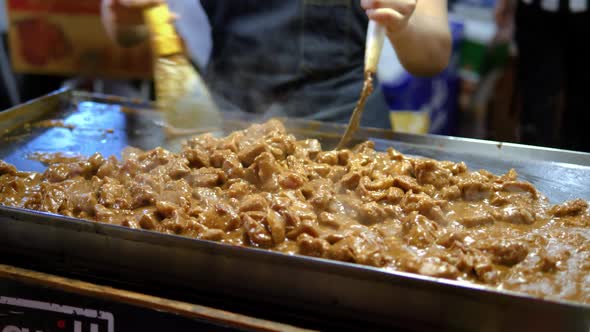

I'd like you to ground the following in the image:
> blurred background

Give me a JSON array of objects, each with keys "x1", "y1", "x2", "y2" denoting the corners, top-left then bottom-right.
[{"x1": 0, "y1": 0, "x2": 585, "y2": 150}]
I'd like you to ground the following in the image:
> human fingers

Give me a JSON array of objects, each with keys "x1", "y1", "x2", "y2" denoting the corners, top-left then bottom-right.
[
  {"x1": 362, "y1": 0, "x2": 416, "y2": 34},
  {"x1": 361, "y1": 0, "x2": 417, "y2": 17},
  {"x1": 115, "y1": 0, "x2": 164, "y2": 9},
  {"x1": 108, "y1": 0, "x2": 166, "y2": 25}
]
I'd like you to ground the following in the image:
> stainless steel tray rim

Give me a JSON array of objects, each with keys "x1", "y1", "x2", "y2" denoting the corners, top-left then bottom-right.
[{"x1": 2, "y1": 204, "x2": 588, "y2": 312}]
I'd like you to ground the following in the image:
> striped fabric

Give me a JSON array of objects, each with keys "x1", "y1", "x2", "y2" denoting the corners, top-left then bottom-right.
[{"x1": 521, "y1": 0, "x2": 588, "y2": 12}]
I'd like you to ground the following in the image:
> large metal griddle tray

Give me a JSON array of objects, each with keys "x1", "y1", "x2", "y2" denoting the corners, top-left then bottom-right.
[{"x1": 0, "y1": 89, "x2": 589, "y2": 331}]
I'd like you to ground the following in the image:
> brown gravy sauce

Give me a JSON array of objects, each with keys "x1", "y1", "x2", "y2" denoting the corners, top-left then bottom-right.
[
  {"x1": 0, "y1": 120, "x2": 588, "y2": 304},
  {"x1": 337, "y1": 71, "x2": 374, "y2": 149},
  {"x1": 32, "y1": 120, "x2": 75, "y2": 130}
]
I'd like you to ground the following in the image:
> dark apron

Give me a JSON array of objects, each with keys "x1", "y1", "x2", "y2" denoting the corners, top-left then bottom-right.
[{"x1": 200, "y1": 0, "x2": 391, "y2": 128}]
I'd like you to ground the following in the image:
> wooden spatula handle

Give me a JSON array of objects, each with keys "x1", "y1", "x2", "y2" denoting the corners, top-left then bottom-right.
[{"x1": 364, "y1": 21, "x2": 385, "y2": 74}]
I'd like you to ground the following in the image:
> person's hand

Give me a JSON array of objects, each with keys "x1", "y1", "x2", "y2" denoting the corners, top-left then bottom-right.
[
  {"x1": 360, "y1": 0, "x2": 417, "y2": 36},
  {"x1": 103, "y1": 0, "x2": 164, "y2": 26},
  {"x1": 494, "y1": 0, "x2": 516, "y2": 42},
  {"x1": 494, "y1": 0, "x2": 516, "y2": 29},
  {"x1": 102, "y1": 0, "x2": 180, "y2": 46}
]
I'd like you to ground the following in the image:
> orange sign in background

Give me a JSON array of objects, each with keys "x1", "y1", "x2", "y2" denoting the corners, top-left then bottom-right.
[{"x1": 7, "y1": 0, "x2": 153, "y2": 78}]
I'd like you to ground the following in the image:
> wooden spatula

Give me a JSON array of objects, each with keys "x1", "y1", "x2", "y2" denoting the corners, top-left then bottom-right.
[
  {"x1": 336, "y1": 21, "x2": 385, "y2": 149},
  {"x1": 143, "y1": 4, "x2": 221, "y2": 135}
]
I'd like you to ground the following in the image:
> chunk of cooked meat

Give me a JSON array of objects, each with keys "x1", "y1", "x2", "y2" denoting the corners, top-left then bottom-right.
[
  {"x1": 0, "y1": 160, "x2": 17, "y2": 176},
  {"x1": 550, "y1": 199, "x2": 588, "y2": 217}
]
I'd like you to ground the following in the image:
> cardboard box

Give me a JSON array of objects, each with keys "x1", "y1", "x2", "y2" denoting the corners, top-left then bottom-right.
[{"x1": 7, "y1": 0, "x2": 152, "y2": 78}]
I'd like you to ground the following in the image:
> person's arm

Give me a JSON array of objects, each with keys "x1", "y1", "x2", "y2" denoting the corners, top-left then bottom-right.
[
  {"x1": 361, "y1": 0, "x2": 451, "y2": 76},
  {"x1": 494, "y1": 0, "x2": 517, "y2": 42},
  {"x1": 495, "y1": 0, "x2": 517, "y2": 27},
  {"x1": 101, "y1": 0, "x2": 162, "y2": 47}
]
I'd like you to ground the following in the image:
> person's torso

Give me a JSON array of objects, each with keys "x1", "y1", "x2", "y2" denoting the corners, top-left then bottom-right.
[{"x1": 200, "y1": 0, "x2": 390, "y2": 128}]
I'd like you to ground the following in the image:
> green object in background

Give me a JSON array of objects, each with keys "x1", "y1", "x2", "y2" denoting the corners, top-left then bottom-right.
[
  {"x1": 460, "y1": 39, "x2": 487, "y2": 79},
  {"x1": 460, "y1": 39, "x2": 510, "y2": 80},
  {"x1": 480, "y1": 42, "x2": 510, "y2": 75},
  {"x1": 458, "y1": 19, "x2": 510, "y2": 82}
]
